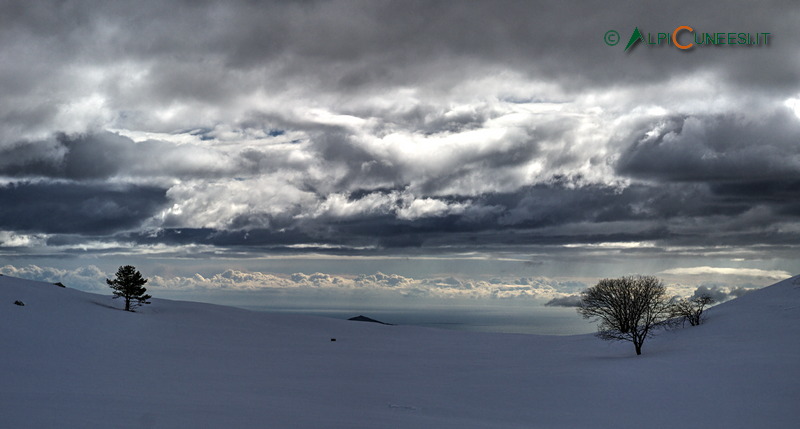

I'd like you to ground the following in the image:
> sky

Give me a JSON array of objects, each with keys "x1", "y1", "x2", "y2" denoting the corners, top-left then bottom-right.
[{"x1": 1, "y1": 0, "x2": 799, "y2": 320}]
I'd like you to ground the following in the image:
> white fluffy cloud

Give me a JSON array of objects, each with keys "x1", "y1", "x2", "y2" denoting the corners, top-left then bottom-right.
[
  {"x1": 0, "y1": 264, "x2": 108, "y2": 291},
  {"x1": 1, "y1": 263, "x2": 586, "y2": 302},
  {"x1": 149, "y1": 269, "x2": 573, "y2": 300},
  {"x1": 0, "y1": 231, "x2": 48, "y2": 247}
]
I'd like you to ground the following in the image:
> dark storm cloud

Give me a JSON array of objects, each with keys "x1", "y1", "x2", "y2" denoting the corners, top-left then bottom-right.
[
  {"x1": 59, "y1": 132, "x2": 132, "y2": 179},
  {"x1": 2, "y1": 0, "x2": 797, "y2": 144},
  {"x1": 0, "y1": 182, "x2": 167, "y2": 234},
  {"x1": 175, "y1": 0, "x2": 796, "y2": 93},
  {"x1": 0, "y1": 131, "x2": 280, "y2": 181},
  {"x1": 3, "y1": 0, "x2": 796, "y2": 131},
  {"x1": 136, "y1": 228, "x2": 316, "y2": 248},
  {"x1": 348, "y1": 181, "x2": 800, "y2": 250},
  {"x1": 616, "y1": 109, "x2": 800, "y2": 183},
  {"x1": 0, "y1": 138, "x2": 65, "y2": 177},
  {"x1": 99, "y1": 178, "x2": 796, "y2": 254},
  {"x1": 0, "y1": 133, "x2": 133, "y2": 179},
  {"x1": 711, "y1": 180, "x2": 800, "y2": 218}
]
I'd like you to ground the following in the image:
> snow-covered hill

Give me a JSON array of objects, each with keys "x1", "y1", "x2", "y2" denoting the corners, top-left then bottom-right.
[{"x1": 2, "y1": 273, "x2": 798, "y2": 428}]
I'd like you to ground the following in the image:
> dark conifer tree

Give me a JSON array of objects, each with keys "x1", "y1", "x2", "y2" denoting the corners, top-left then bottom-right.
[{"x1": 107, "y1": 265, "x2": 151, "y2": 311}]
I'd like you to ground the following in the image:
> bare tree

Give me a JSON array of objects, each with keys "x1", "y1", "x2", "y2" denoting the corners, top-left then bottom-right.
[
  {"x1": 578, "y1": 275, "x2": 672, "y2": 355},
  {"x1": 107, "y1": 265, "x2": 151, "y2": 312},
  {"x1": 671, "y1": 294, "x2": 714, "y2": 326}
]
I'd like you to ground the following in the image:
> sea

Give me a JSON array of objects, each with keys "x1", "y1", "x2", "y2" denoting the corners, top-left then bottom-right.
[{"x1": 240, "y1": 303, "x2": 597, "y2": 336}]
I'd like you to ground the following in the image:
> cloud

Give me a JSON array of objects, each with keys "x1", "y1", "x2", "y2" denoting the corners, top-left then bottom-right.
[
  {"x1": 544, "y1": 295, "x2": 583, "y2": 307},
  {"x1": 2, "y1": 2, "x2": 797, "y2": 142},
  {"x1": 659, "y1": 267, "x2": 792, "y2": 280},
  {"x1": 151, "y1": 270, "x2": 291, "y2": 292},
  {"x1": 0, "y1": 131, "x2": 257, "y2": 181},
  {"x1": 0, "y1": 0, "x2": 799, "y2": 280},
  {"x1": 396, "y1": 198, "x2": 470, "y2": 220},
  {"x1": 690, "y1": 285, "x2": 755, "y2": 303},
  {"x1": 616, "y1": 110, "x2": 800, "y2": 184},
  {"x1": 49, "y1": 266, "x2": 574, "y2": 301},
  {"x1": 0, "y1": 181, "x2": 168, "y2": 234},
  {"x1": 356, "y1": 272, "x2": 413, "y2": 287},
  {"x1": 0, "y1": 264, "x2": 108, "y2": 291},
  {"x1": 0, "y1": 261, "x2": 782, "y2": 314},
  {"x1": 157, "y1": 176, "x2": 319, "y2": 230},
  {"x1": 542, "y1": 280, "x2": 760, "y2": 307},
  {"x1": 0, "y1": 231, "x2": 47, "y2": 248}
]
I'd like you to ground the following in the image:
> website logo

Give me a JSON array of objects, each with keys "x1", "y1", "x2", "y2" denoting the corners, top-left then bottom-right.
[{"x1": 605, "y1": 26, "x2": 771, "y2": 52}]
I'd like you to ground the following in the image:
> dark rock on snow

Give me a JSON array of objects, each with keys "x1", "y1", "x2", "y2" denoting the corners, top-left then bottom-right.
[{"x1": 348, "y1": 315, "x2": 393, "y2": 325}]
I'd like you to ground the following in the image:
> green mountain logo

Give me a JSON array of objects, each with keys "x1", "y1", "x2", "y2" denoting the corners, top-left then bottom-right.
[{"x1": 624, "y1": 27, "x2": 646, "y2": 52}]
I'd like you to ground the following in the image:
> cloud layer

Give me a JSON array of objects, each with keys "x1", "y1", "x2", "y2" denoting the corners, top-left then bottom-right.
[
  {"x1": 1, "y1": 1, "x2": 799, "y2": 284},
  {"x1": 0, "y1": 264, "x2": 587, "y2": 303}
]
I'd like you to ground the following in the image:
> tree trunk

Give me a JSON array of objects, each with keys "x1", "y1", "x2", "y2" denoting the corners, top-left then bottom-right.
[
  {"x1": 124, "y1": 296, "x2": 131, "y2": 312},
  {"x1": 635, "y1": 342, "x2": 642, "y2": 355}
]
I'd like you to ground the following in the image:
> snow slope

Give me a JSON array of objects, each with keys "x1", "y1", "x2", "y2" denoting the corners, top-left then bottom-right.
[{"x1": 2, "y1": 274, "x2": 798, "y2": 428}]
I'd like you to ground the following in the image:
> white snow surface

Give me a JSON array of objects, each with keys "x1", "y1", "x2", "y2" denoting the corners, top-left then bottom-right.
[{"x1": 2, "y1": 274, "x2": 799, "y2": 428}]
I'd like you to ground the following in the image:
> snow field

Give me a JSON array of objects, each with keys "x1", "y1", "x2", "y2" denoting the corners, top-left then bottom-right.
[{"x1": 2, "y1": 274, "x2": 798, "y2": 428}]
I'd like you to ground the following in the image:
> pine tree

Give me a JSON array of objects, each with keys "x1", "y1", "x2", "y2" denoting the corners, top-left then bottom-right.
[{"x1": 107, "y1": 265, "x2": 152, "y2": 311}]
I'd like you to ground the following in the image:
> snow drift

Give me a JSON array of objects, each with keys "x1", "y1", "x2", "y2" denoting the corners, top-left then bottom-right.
[{"x1": 2, "y1": 273, "x2": 798, "y2": 428}]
